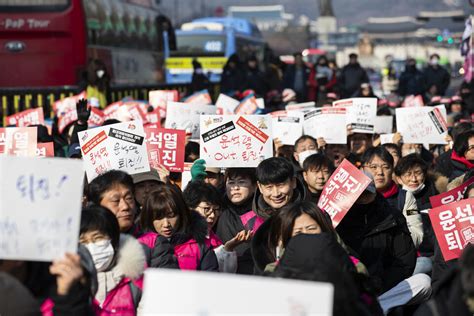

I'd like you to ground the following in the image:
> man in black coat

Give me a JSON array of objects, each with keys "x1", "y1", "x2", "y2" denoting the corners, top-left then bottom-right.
[
  {"x1": 398, "y1": 58, "x2": 426, "y2": 97},
  {"x1": 423, "y1": 54, "x2": 451, "y2": 97},
  {"x1": 338, "y1": 53, "x2": 369, "y2": 98}
]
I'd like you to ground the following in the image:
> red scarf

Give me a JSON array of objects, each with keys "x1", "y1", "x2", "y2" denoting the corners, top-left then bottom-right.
[
  {"x1": 378, "y1": 181, "x2": 399, "y2": 199},
  {"x1": 451, "y1": 151, "x2": 474, "y2": 169}
]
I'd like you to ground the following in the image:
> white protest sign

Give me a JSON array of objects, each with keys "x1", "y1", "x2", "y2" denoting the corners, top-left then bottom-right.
[
  {"x1": 374, "y1": 116, "x2": 394, "y2": 134},
  {"x1": 396, "y1": 105, "x2": 448, "y2": 144},
  {"x1": 0, "y1": 157, "x2": 84, "y2": 261},
  {"x1": 78, "y1": 121, "x2": 150, "y2": 181},
  {"x1": 256, "y1": 98, "x2": 265, "y2": 109},
  {"x1": 141, "y1": 269, "x2": 333, "y2": 316},
  {"x1": 215, "y1": 94, "x2": 239, "y2": 115},
  {"x1": 285, "y1": 101, "x2": 316, "y2": 111},
  {"x1": 165, "y1": 101, "x2": 216, "y2": 139},
  {"x1": 200, "y1": 115, "x2": 273, "y2": 168},
  {"x1": 334, "y1": 98, "x2": 377, "y2": 133},
  {"x1": 272, "y1": 115, "x2": 303, "y2": 145},
  {"x1": 303, "y1": 108, "x2": 347, "y2": 144},
  {"x1": 380, "y1": 133, "x2": 395, "y2": 145}
]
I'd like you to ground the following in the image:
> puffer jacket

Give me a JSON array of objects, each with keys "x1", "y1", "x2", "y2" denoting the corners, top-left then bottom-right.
[
  {"x1": 139, "y1": 212, "x2": 218, "y2": 271},
  {"x1": 336, "y1": 194, "x2": 417, "y2": 294},
  {"x1": 93, "y1": 234, "x2": 146, "y2": 316}
]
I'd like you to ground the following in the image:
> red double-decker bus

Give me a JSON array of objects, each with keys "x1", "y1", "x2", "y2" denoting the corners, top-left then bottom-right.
[{"x1": 0, "y1": 0, "x2": 169, "y2": 88}]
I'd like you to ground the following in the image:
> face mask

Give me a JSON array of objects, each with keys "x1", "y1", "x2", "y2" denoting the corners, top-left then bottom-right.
[
  {"x1": 85, "y1": 239, "x2": 115, "y2": 272},
  {"x1": 96, "y1": 70, "x2": 105, "y2": 78},
  {"x1": 298, "y1": 150, "x2": 318, "y2": 167},
  {"x1": 430, "y1": 58, "x2": 439, "y2": 66},
  {"x1": 402, "y1": 183, "x2": 425, "y2": 195}
]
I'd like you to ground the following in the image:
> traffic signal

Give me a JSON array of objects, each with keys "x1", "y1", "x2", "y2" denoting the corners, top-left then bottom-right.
[{"x1": 437, "y1": 35, "x2": 443, "y2": 42}]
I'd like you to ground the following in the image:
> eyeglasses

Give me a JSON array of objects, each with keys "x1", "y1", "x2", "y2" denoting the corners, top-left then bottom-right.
[
  {"x1": 196, "y1": 205, "x2": 221, "y2": 216},
  {"x1": 401, "y1": 170, "x2": 424, "y2": 179},
  {"x1": 365, "y1": 164, "x2": 392, "y2": 172}
]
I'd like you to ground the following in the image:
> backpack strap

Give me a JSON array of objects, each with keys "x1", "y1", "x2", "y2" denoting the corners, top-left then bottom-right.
[
  {"x1": 129, "y1": 281, "x2": 142, "y2": 310},
  {"x1": 397, "y1": 189, "x2": 407, "y2": 212}
]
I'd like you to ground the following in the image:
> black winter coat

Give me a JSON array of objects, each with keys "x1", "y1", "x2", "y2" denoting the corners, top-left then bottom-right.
[
  {"x1": 423, "y1": 65, "x2": 450, "y2": 96},
  {"x1": 336, "y1": 194, "x2": 417, "y2": 294},
  {"x1": 338, "y1": 63, "x2": 369, "y2": 98}
]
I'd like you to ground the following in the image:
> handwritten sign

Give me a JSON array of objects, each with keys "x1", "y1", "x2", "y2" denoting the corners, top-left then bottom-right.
[
  {"x1": 141, "y1": 269, "x2": 333, "y2": 316},
  {"x1": 334, "y1": 98, "x2": 377, "y2": 134},
  {"x1": 215, "y1": 93, "x2": 240, "y2": 115},
  {"x1": 272, "y1": 115, "x2": 303, "y2": 145},
  {"x1": 374, "y1": 116, "x2": 394, "y2": 134},
  {"x1": 165, "y1": 101, "x2": 216, "y2": 139},
  {"x1": 0, "y1": 127, "x2": 37, "y2": 157},
  {"x1": 402, "y1": 95, "x2": 424, "y2": 107},
  {"x1": 303, "y1": 108, "x2": 347, "y2": 144},
  {"x1": 36, "y1": 142, "x2": 55, "y2": 158},
  {"x1": 78, "y1": 121, "x2": 150, "y2": 181},
  {"x1": 145, "y1": 127, "x2": 185, "y2": 172},
  {"x1": 430, "y1": 177, "x2": 474, "y2": 208},
  {"x1": 429, "y1": 198, "x2": 474, "y2": 261},
  {"x1": 183, "y1": 89, "x2": 212, "y2": 105},
  {"x1": 0, "y1": 157, "x2": 84, "y2": 261},
  {"x1": 200, "y1": 115, "x2": 273, "y2": 168},
  {"x1": 396, "y1": 106, "x2": 448, "y2": 144},
  {"x1": 318, "y1": 159, "x2": 371, "y2": 227},
  {"x1": 149, "y1": 89, "x2": 179, "y2": 118},
  {"x1": 6, "y1": 108, "x2": 45, "y2": 127}
]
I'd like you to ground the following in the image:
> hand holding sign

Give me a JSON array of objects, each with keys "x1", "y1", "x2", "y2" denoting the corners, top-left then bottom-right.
[{"x1": 0, "y1": 157, "x2": 84, "y2": 261}]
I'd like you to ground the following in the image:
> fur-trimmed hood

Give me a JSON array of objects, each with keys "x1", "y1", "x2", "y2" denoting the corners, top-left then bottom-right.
[
  {"x1": 112, "y1": 234, "x2": 146, "y2": 280},
  {"x1": 427, "y1": 171, "x2": 449, "y2": 194}
]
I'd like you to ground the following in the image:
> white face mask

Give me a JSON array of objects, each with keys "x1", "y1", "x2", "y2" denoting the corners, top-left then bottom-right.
[
  {"x1": 96, "y1": 70, "x2": 105, "y2": 78},
  {"x1": 430, "y1": 58, "x2": 439, "y2": 66},
  {"x1": 85, "y1": 239, "x2": 115, "y2": 272},
  {"x1": 298, "y1": 150, "x2": 318, "y2": 167},
  {"x1": 402, "y1": 182, "x2": 426, "y2": 195}
]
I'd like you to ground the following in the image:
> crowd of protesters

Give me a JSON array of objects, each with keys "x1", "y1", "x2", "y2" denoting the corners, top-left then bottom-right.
[{"x1": 1, "y1": 51, "x2": 474, "y2": 316}]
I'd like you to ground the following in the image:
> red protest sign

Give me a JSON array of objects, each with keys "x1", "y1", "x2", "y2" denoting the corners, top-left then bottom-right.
[
  {"x1": 430, "y1": 177, "x2": 474, "y2": 208},
  {"x1": 318, "y1": 159, "x2": 371, "y2": 227},
  {"x1": 145, "y1": 127, "x2": 186, "y2": 172},
  {"x1": 429, "y1": 198, "x2": 474, "y2": 261},
  {"x1": 145, "y1": 107, "x2": 161, "y2": 128},
  {"x1": 235, "y1": 95, "x2": 258, "y2": 115},
  {"x1": 53, "y1": 91, "x2": 86, "y2": 117},
  {"x1": 58, "y1": 107, "x2": 105, "y2": 134},
  {"x1": 3, "y1": 127, "x2": 38, "y2": 157},
  {"x1": 6, "y1": 108, "x2": 44, "y2": 127},
  {"x1": 402, "y1": 95, "x2": 424, "y2": 107},
  {"x1": 149, "y1": 90, "x2": 179, "y2": 118},
  {"x1": 36, "y1": 142, "x2": 55, "y2": 158}
]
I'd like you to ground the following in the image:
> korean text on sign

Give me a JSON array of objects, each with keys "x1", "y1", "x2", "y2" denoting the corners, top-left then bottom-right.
[
  {"x1": 334, "y1": 97, "x2": 377, "y2": 134},
  {"x1": 145, "y1": 128, "x2": 186, "y2": 172},
  {"x1": 0, "y1": 156, "x2": 84, "y2": 261},
  {"x1": 199, "y1": 115, "x2": 273, "y2": 168},
  {"x1": 429, "y1": 198, "x2": 474, "y2": 261},
  {"x1": 318, "y1": 159, "x2": 371, "y2": 227},
  {"x1": 0, "y1": 127, "x2": 38, "y2": 157},
  {"x1": 396, "y1": 106, "x2": 448, "y2": 144},
  {"x1": 6, "y1": 108, "x2": 45, "y2": 127},
  {"x1": 430, "y1": 176, "x2": 474, "y2": 208}
]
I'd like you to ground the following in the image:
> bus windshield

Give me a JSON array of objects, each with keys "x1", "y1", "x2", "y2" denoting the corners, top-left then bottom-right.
[
  {"x1": 172, "y1": 34, "x2": 226, "y2": 57},
  {"x1": 0, "y1": 0, "x2": 70, "y2": 12}
]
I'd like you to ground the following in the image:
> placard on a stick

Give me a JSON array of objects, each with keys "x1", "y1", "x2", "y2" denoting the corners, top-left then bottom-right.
[{"x1": 0, "y1": 157, "x2": 84, "y2": 261}]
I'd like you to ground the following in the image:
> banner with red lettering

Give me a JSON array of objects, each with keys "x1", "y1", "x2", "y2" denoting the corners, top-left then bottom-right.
[
  {"x1": 36, "y1": 142, "x2": 55, "y2": 158},
  {"x1": 0, "y1": 127, "x2": 37, "y2": 156},
  {"x1": 430, "y1": 177, "x2": 474, "y2": 208},
  {"x1": 145, "y1": 128, "x2": 185, "y2": 172},
  {"x1": 53, "y1": 92, "x2": 86, "y2": 117},
  {"x1": 6, "y1": 108, "x2": 45, "y2": 127},
  {"x1": 199, "y1": 115, "x2": 273, "y2": 168},
  {"x1": 149, "y1": 90, "x2": 179, "y2": 118},
  {"x1": 183, "y1": 90, "x2": 212, "y2": 105},
  {"x1": 318, "y1": 159, "x2": 371, "y2": 227},
  {"x1": 429, "y1": 198, "x2": 474, "y2": 261},
  {"x1": 58, "y1": 107, "x2": 105, "y2": 134}
]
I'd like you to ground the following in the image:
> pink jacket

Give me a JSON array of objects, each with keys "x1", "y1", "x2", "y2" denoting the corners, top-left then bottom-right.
[
  {"x1": 240, "y1": 210, "x2": 265, "y2": 232},
  {"x1": 93, "y1": 278, "x2": 143, "y2": 315}
]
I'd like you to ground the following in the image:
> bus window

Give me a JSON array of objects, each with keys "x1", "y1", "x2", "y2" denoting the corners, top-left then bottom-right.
[
  {"x1": 0, "y1": 0, "x2": 70, "y2": 11},
  {"x1": 173, "y1": 34, "x2": 226, "y2": 57}
]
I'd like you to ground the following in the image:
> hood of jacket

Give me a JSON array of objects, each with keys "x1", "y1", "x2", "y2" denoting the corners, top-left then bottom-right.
[
  {"x1": 112, "y1": 234, "x2": 146, "y2": 280},
  {"x1": 171, "y1": 211, "x2": 209, "y2": 246},
  {"x1": 252, "y1": 177, "x2": 309, "y2": 220}
]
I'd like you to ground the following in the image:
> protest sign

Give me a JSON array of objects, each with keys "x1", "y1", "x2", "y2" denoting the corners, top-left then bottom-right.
[
  {"x1": 53, "y1": 92, "x2": 86, "y2": 117},
  {"x1": 36, "y1": 142, "x2": 55, "y2": 158},
  {"x1": 430, "y1": 176, "x2": 474, "y2": 208},
  {"x1": 285, "y1": 101, "x2": 315, "y2": 111},
  {"x1": 0, "y1": 127, "x2": 37, "y2": 157},
  {"x1": 235, "y1": 94, "x2": 258, "y2": 115},
  {"x1": 78, "y1": 121, "x2": 150, "y2": 181},
  {"x1": 145, "y1": 127, "x2": 185, "y2": 172},
  {"x1": 429, "y1": 198, "x2": 474, "y2": 261},
  {"x1": 6, "y1": 108, "x2": 45, "y2": 127},
  {"x1": 402, "y1": 95, "x2": 424, "y2": 107},
  {"x1": 374, "y1": 116, "x2": 394, "y2": 134},
  {"x1": 183, "y1": 89, "x2": 212, "y2": 105},
  {"x1": 165, "y1": 101, "x2": 216, "y2": 139},
  {"x1": 380, "y1": 133, "x2": 396, "y2": 145},
  {"x1": 256, "y1": 98, "x2": 265, "y2": 109},
  {"x1": 145, "y1": 107, "x2": 161, "y2": 128},
  {"x1": 334, "y1": 98, "x2": 377, "y2": 133},
  {"x1": 141, "y1": 269, "x2": 333, "y2": 316},
  {"x1": 0, "y1": 156, "x2": 84, "y2": 261},
  {"x1": 58, "y1": 107, "x2": 105, "y2": 134},
  {"x1": 318, "y1": 159, "x2": 371, "y2": 227},
  {"x1": 396, "y1": 106, "x2": 448, "y2": 144},
  {"x1": 272, "y1": 115, "x2": 303, "y2": 145},
  {"x1": 148, "y1": 89, "x2": 178, "y2": 118},
  {"x1": 303, "y1": 108, "x2": 347, "y2": 144},
  {"x1": 180, "y1": 162, "x2": 193, "y2": 190},
  {"x1": 215, "y1": 93, "x2": 240, "y2": 115},
  {"x1": 199, "y1": 115, "x2": 273, "y2": 168}
]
